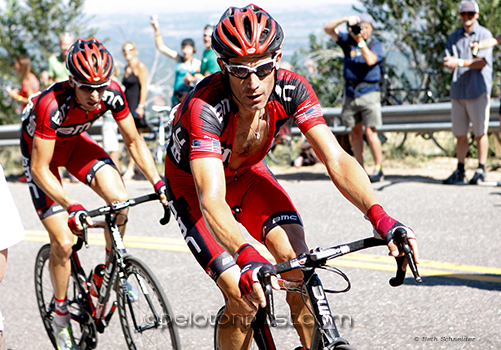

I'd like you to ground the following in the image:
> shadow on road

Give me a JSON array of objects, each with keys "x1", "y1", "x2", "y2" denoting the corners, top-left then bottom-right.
[{"x1": 402, "y1": 274, "x2": 501, "y2": 291}]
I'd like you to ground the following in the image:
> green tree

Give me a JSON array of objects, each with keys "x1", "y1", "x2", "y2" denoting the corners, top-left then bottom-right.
[
  {"x1": 294, "y1": 0, "x2": 501, "y2": 106},
  {"x1": 0, "y1": 0, "x2": 94, "y2": 124},
  {"x1": 291, "y1": 34, "x2": 345, "y2": 107},
  {"x1": 356, "y1": 0, "x2": 501, "y2": 100}
]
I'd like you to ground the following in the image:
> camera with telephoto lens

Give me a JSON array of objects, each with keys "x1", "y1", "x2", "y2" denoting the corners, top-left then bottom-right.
[{"x1": 350, "y1": 23, "x2": 362, "y2": 35}]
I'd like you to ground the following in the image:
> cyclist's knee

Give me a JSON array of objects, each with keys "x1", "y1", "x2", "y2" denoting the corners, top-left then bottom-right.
[
  {"x1": 49, "y1": 236, "x2": 74, "y2": 263},
  {"x1": 222, "y1": 297, "x2": 256, "y2": 332}
]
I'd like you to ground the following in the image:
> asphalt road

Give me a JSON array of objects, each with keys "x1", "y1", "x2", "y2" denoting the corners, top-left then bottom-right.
[{"x1": 2, "y1": 170, "x2": 501, "y2": 350}]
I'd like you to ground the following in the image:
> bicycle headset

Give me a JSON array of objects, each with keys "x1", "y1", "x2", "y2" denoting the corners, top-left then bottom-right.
[{"x1": 66, "y1": 37, "x2": 115, "y2": 83}]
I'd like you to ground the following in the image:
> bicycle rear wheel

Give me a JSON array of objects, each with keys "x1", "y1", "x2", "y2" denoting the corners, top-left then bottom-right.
[
  {"x1": 117, "y1": 255, "x2": 181, "y2": 350},
  {"x1": 34, "y1": 244, "x2": 98, "y2": 350}
]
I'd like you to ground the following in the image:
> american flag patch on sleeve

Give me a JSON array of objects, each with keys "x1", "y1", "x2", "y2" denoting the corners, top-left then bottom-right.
[{"x1": 191, "y1": 139, "x2": 222, "y2": 154}]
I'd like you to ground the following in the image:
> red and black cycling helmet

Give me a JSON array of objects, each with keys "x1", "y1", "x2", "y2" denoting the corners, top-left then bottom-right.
[
  {"x1": 212, "y1": 4, "x2": 284, "y2": 59},
  {"x1": 66, "y1": 37, "x2": 114, "y2": 83}
]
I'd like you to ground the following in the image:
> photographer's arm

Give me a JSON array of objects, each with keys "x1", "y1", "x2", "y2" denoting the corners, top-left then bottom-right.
[
  {"x1": 324, "y1": 16, "x2": 359, "y2": 41},
  {"x1": 358, "y1": 39, "x2": 378, "y2": 66}
]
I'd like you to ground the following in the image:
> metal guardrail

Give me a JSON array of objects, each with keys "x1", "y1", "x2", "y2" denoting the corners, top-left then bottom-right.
[{"x1": 1, "y1": 102, "x2": 500, "y2": 146}]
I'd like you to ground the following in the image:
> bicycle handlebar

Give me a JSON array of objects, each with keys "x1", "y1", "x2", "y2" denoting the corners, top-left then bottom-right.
[
  {"x1": 261, "y1": 230, "x2": 421, "y2": 326},
  {"x1": 73, "y1": 193, "x2": 171, "y2": 251}
]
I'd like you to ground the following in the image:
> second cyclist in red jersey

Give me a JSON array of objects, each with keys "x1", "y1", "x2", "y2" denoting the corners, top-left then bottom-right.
[
  {"x1": 20, "y1": 37, "x2": 167, "y2": 350},
  {"x1": 165, "y1": 5, "x2": 420, "y2": 350}
]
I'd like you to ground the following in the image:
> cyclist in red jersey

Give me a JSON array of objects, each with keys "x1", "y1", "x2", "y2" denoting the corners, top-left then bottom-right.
[
  {"x1": 20, "y1": 38, "x2": 167, "y2": 350},
  {"x1": 164, "y1": 5, "x2": 420, "y2": 349}
]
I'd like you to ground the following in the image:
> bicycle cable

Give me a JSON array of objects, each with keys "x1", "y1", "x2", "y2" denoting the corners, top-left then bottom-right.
[{"x1": 299, "y1": 265, "x2": 352, "y2": 334}]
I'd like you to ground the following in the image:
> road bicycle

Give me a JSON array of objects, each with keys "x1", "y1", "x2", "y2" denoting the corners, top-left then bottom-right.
[
  {"x1": 214, "y1": 228, "x2": 421, "y2": 350},
  {"x1": 146, "y1": 105, "x2": 174, "y2": 164},
  {"x1": 34, "y1": 193, "x2": 181, "y2": 350}
]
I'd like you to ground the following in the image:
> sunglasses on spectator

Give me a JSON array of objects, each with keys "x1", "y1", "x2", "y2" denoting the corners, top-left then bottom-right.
[
  {"x1": 72, "y1": 78, "x2": 111, "y2": 93},
  {"x1": 460, "y1": 12, "x2": 476, "y2": 16},
  {"x1": 223, "y1": 58, "x2": 277, "y2": 79}
]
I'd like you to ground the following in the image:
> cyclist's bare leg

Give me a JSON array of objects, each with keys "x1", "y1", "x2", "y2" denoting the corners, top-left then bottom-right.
[
  {"x1": 365, "y1": 126, "x2": 383, "y2": 167},
  {"x1": 350, "y1": 122, "x2": 365, "y2": 166},
  {"x1": 216, "y1": 266, "x2": 255, "y2": 350},
  {"x1": 265, "y1": 223, "x2": 312, "y2": 348},
  {"x1": 90, "y1": 164, "x2": 130, "y2": 251},
  {"x1": 42, "y1": 212, "x2": 74, "y2": 300}
]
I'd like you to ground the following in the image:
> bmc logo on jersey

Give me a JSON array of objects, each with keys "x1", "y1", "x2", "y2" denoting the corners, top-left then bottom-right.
[
  {"x1": 102, "y1": 90, "x2": 124, "y2": 109},
  {"x1": 213, "y1": 98, "x2": 230, "y2": 124},
  {"x1": 57, "y1": 122, "x2": 93, "y2": 136}
]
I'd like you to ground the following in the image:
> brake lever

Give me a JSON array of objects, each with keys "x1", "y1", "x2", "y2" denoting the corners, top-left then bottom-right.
[
  {"x1": 79, "y1": 213, "x2": 89, "y2": 249},
  {"x1": 159, "y1": 205, "x2": 171, "y2": 225},
  {"x1": 260, "y1": 272, "x2": 277, "y2": 327},
  {"x1": 389, "y1": 228, "x2": 422, "y2": 287}
]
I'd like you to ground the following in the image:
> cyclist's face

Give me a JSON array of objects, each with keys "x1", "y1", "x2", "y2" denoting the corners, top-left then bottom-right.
[
  {"x1": 69, "y1": 76, "x2": 107, "y2": 111},
  {"x1": 224, "y1": 52, "x2": 282, "y2": 113}
]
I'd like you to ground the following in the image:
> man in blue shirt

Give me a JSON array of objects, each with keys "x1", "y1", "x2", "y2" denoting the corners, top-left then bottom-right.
[
  {"x1": 443, "y1": 0, "x2": 493, "y2": 185},
  {"x1": 325, "y1": 13, "x2": 384, "y2": 182}
]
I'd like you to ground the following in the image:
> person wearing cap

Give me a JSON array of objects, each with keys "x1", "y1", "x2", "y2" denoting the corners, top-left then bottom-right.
[
  {"x1": 151, "y1": 18, "x2": 201, "y2": 106},
  {"x1": 324, "y1": 13, "x2": 385, "y2": 183},
  {"x1": 184, "y1": 24, "x2": 221, "y2": 87},
  {"x1": 470, "y1": 19, "x2": 501, "y2": 187},
  {"x1": 164, "y1": 5, "x2": 419, "y2": 349},
  {"x1": 443, "y1": 0, "x2": 493, "y2": 185}
]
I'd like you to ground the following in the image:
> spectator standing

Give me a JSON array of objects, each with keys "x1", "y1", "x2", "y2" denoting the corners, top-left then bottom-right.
[
  {"x1": 324, "y1": 13, "x2": 384, "y2": 182},
  {"x1": 0, "y1": 163, "x2": 27, "y2": 350},
  {"x1": 47, "y1": 33, "x2": 73, "y2": 85},
  {"x1": 443, "y1": 0, "x2": 493, "y2": 185},
  {"x1": 184, "y1": 24, "x2": 220, "y2": 86},
  {"x1": 122, "y1": 42, "x2": 149, "y2": 180},
  {"x1": 470, "y1": 30, "x2": 501, "y2": 186},
  {"x1": 8, "y1": 55, "x2": 40, "y2": 110},
  {"x1": 151, "y1": 17, "x2": 201, "y2": 106}
]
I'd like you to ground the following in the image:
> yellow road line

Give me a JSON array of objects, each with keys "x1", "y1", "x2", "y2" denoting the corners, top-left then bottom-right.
[{"x1": 25, "y1": 231, "x2": 501, "y2": 283}]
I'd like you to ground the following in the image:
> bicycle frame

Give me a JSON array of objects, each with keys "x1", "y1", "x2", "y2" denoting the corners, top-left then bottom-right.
[
  {"x1": 70, "y1": 193, "x2": 170, "y2": 334},
  {"x1": 250, "y1": 230, "x2": 421, "y2": 350}
]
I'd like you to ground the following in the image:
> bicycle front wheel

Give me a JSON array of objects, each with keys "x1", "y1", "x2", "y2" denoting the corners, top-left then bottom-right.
[
  {"x1": 34, "y1": 244, "x2": 98, "y2": 350},
  {"x1": 117, "y1": 255, "x2": 181, "y2": 350}
]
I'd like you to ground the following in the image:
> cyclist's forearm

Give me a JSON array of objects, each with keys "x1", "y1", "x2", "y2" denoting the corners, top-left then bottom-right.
[
  {"x1": 201, "y1": 198, "x2": 246, "y2": 256},
  {"x1": 305, "y1": 125, "x2": 378, "y2": 213},
  {"x1": 32, "y1": 164, "x2": 75, "y2": 210},
  {"x1": 191, "y1": 158, "x2": 247, "y2": 256},
  {"x1": 127, "y1": 137, "x2": 162, "y2": 184}
]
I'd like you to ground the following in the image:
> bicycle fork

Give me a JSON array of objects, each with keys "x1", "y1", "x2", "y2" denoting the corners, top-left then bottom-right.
[{"x1": 303, "y1": 270, "x2": 349, "y2": 350}]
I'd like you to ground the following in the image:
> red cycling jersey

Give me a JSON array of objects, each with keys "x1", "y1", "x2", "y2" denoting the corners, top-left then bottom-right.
[
  {"x1": 166, "y1": 69, "x2": 326, "y2": 179},
  {"x1": 165, "y1": 69, "x2": 327, "y2": 281},
  {"x1": 20, "y1": 80, "x2": 130, "y2": 218}
]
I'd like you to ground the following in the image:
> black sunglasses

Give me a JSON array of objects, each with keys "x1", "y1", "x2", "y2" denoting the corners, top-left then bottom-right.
[
  {"x1": 460, "y1": 12, "x2": 476, "y2": 16},
  {"x1": 223, "y1": 58, "x2": 277, "y2": 79}
]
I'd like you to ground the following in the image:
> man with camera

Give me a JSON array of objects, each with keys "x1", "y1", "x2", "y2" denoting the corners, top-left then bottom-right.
[{"x1": 324, "y1": 13, "x2": 384, "y2": 182}]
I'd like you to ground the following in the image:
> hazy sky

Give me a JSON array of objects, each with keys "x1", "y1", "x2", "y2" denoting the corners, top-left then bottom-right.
[{"x1": 83, "y1": 0, "x2": 358, "y2": 15}]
